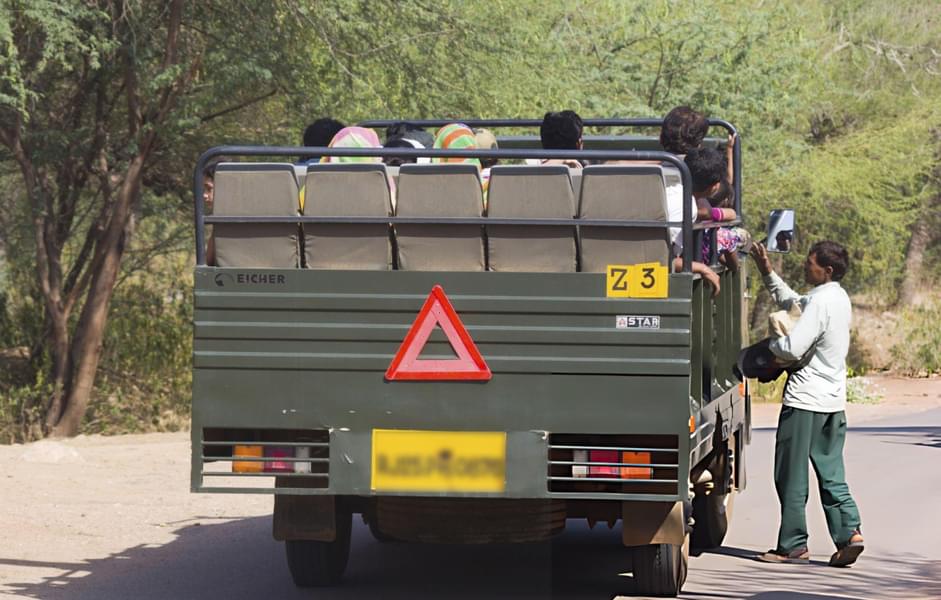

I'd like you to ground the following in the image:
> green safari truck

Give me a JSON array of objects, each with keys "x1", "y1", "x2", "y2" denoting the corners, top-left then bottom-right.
[{"x1": 191, "y1": 118, "x2": 750, "y2": 597}]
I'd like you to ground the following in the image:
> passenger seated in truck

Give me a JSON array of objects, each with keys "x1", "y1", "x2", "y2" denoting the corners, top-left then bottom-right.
[
  {"x1": 300, "y1": 117, "x2": 345, "y2": 163},
  {"x1": 432, "y1": 123, "x2": 480, "y2": 167},
  {"x1": 671, "y1": 233, "x2": 722, "y2": 298},
  {"x1": 383, "y1": 136, "x2": 425, "y2": 167},
  {"x1": 322, "y1": 126, "x2": 384, "y2": 163},
  {"x1": 474, "y1": 128, "x2": 499, "y2": 191},
  {"x1": 666, "y1": 168, "x2": 721, "y2": 297},
  {"x1": 685, "y1": 147, "x2": 751, "y2": 270},
  {"x1": 300, "y1": 126, "x2": 394, "y2": 210},
  {"x1": 539, "y1": 110, "x2": 584, "y2": 169},
  {"x1": 203, "y1": 159, "x2": 221, "y2": 265},
  {"x1": 660, "y1": 106, "x2": 709, "y2": 157},
  {"x1": 385, "y1": 122, "x2": 434, "y2": 149},
  {"x1": 686, "y1": 147, "x2": 736, "y2": 222}
]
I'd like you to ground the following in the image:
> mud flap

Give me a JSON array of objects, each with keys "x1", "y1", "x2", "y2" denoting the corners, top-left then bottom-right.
[
  {"x1": 621, "y1": 500, "x2": 688, "y2": 547},
  {"x1": 272, "y1": 480, "x2": 336, "y2": 542}
]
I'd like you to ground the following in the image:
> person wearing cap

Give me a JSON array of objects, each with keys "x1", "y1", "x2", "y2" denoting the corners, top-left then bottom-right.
[{"x1": 751, "y1": 240, "x2": 864, "y2": 567}]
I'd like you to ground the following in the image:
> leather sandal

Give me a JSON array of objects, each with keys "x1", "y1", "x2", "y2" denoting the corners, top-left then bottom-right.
[
  {"x1": 757, "y1": 547, "x2": 810, "y2": 563},
  {"x1": 829, "y1": 531, "x2": 864, "y2": 567}
]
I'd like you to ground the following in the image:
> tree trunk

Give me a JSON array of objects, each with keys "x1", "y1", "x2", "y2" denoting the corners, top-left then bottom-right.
[
  {"x1": 49, "y1": 161, "x2": 142, "y2": 438},
  {"x1": 42, "y1": 312, "x2": 71, "y2": 430},
  {"x1": 897, "y1": 206, "x2": 935, "y2": 307}
]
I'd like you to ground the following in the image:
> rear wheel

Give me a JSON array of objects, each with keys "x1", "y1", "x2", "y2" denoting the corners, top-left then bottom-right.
[
  {"x1": 367, "y1": 516, "x2": 398, "y2": 543},
  {"x1": 285, "y1": 510, "x2": 352, "y2": 587},
  {"x1": 632, "y1": 537, "x2": 688, "y2": 597}
]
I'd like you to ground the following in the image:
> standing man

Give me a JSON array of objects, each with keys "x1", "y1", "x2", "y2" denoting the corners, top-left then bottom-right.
[{"x1": 751, "y1": 240, "x2": 865, "y2": 567}]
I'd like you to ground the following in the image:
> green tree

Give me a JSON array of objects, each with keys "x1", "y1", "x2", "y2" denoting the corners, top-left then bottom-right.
[{"x1": 0, "y1": 0, "x2": 317, "y2": 436}]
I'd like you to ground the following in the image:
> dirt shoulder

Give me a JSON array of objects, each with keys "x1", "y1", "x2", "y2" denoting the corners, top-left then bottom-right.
[{"x1": 750, "y1": 374, "x2": 941, "y2": 427}]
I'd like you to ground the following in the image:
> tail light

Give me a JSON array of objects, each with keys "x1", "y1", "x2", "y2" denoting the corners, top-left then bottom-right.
[
  {"x1": 570, "y1": 449, "x2": 653, "y2": 479},
  {"x1": 619, "y1": 451, "x2": 652, "y2": 479},
  {"x1": 263, "y1": 446, "x2": 293, "y2": 473},
  {"x1": 589, "y1": 450, "x2": 620, "y2": 478},
  {"x1": 232, "y1": 445, "x2": 263, "y2": 473}
]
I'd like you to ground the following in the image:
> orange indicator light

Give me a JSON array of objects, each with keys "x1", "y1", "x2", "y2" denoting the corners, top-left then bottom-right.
[
  {"x1": 232, "y1": 445, "x2": 263, "y2": 473},
  {"x1": 620, "y1": 451, "x2": 652, "y2": 479}
]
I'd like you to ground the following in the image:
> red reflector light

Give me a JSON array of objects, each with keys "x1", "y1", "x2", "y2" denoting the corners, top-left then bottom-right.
[
  {"x1": 589, "y1": 450, "x2": 619, "y2": 478},
  {"x1": 620, "y1": 451, "x2": 652, "y2": 479},
  {"x1": 264, "y1": 446, "x2": 293, "y2": 473}
]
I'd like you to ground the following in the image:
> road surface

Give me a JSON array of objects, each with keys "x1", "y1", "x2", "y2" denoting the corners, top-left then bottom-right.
[{"x1": 1, "y1": 379, "x2": 939, "y2": 599}]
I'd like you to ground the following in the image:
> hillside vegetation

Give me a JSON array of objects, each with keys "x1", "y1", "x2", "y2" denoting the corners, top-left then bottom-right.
[{"x1": 1, "y1": 0, "x2": 939, "y2": 441}]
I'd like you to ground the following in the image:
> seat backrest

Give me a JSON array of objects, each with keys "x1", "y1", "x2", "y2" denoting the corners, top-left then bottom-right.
[
  {"x1": 212, "y1": 163, "x2": 300, "y2": 268},
  {"x1": 395, "y1": 163, "x2": 484, "y2": 271},
  {"x1": 293, "y1": 164, "x2": 307, "y2": 187},
  {"x1": 486, "y1": 165, "x2": 577, "y2": 272},
  {"x1": 577, "y1": 165, "x2": 670, "y2": 272},
  {"x1": 303, "y1": 163, "x2": 392, "y2": 270}
]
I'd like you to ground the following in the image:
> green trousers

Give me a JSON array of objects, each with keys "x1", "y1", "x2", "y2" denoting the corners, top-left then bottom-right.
[{"x1": 774, "y1": 406, "x2": 861, "y2": 553}]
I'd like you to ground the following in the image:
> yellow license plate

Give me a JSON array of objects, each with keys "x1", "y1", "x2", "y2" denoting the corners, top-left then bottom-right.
[{"x1": 371, "y1": 429, "x2": 506, "y2": 493}]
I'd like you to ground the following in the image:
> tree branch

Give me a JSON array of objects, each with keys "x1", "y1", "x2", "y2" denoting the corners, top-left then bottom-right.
[{"x1": 198, "y1": 88, "x2": 278, "y2": 123}]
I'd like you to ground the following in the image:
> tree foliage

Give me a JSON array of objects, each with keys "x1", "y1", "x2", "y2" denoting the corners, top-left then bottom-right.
[{"x1": 1, "y1": 0, "x2": 939, "y2": 440}]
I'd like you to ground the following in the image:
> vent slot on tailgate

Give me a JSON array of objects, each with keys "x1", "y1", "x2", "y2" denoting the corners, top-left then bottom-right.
[
  {"x1": 200, "y1": 428, "x2": 329, "y2": 492},
  {"x1": 548, "y1": 433, "x2": 679, "y2": 495}
]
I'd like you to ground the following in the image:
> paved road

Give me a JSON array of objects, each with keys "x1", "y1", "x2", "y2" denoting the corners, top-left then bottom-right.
[{"x1": 2, "y1": 408, "x2": 939, "y2": 599}]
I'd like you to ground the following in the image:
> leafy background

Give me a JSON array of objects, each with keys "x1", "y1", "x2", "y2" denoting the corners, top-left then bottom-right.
[{"x1": 1, "y1": 0, "x2": 939, "y2": 440}]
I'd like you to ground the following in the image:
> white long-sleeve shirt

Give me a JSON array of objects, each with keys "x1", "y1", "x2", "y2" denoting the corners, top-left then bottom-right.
[{"x1": 763, "y1": 272, "x2": 852, "y2": 413}]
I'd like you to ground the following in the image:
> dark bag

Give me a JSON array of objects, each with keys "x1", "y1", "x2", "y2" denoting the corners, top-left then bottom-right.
[{"x1": 734, "y1": 337, "x2": 815, "y2": 383}]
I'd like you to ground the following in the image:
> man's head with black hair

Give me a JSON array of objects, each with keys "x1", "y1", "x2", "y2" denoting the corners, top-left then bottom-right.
[
  {"x1": 660, "y1": 106, "x2": 709, "y2": 155},
  {"x1": 382, "y1": 137, "x2": 421, "y2": 167},
  {"x1": 201, "y1": 157, "x2": 226, "y2": 213},
  {"x1": 808, "y1": 241, "x2": 849, "y2": 283},
  {"x1": 685, "y1": 146, "x2": 727, "y2": 197},
  {"x1": 540, "y1": 110, "x2": 584, "y2": 150},
  {"x1": 386, "y1": 122, "x2": 434, "y2": 150},
  {"x1": 303, "y1": 118, "x2": 346, "y2": 148}
]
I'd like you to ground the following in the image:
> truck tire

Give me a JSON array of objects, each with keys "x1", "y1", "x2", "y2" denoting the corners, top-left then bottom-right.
[
  {"x1": 691, "y1": 489, "x2": 734, "y2": 551},
  {"x1": 367, "y1": 517, "x2": 399, "y2": 543},
  {"x1": 285, "y1": 510, "x2": 352, "y2": 587},
  {"x1": 632, "y1": 539, "x2": 688, "y2": 597}
]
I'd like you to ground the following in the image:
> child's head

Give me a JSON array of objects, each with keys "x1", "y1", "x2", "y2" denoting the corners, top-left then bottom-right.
[
  {"x1": 660, "y1": 106, "x2": 709, "y2": 154},
  {"x1": 707, "y1": 178, "x2": 733, "y2": 208},
  {"x1": 685, "y1": 146, "x2": 729, "y2": 205}
]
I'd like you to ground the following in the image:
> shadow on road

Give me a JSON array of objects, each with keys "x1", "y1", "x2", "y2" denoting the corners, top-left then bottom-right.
[
  {"x1": 690, "y1": 546, "x2": 941, "y2": 600},
  {"x1": 0, "y1": 518, "x2": 646, "y2": 600},
  {"x1": 3, "y1": 516, "x2": 940, "y2": 600}
]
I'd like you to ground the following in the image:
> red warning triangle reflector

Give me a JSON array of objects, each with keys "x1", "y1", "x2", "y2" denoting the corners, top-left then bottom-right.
[{"x1": 385, "y1": 285, "x2": 491, "y2": 381}]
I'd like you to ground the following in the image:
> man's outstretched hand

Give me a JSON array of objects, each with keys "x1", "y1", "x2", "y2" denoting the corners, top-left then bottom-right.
[{"x1": 750, "y1": 242, "x2": 773, "y2": 276}]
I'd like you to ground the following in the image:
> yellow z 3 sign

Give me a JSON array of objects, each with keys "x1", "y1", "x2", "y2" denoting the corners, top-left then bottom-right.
[{"x1": 606, "y1": 263, "x2": 669, "y2": 298}]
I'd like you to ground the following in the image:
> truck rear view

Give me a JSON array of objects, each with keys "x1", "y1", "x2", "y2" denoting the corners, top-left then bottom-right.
[{"x1": 191, "y1": 119, "x2": 749, "y2": 597}]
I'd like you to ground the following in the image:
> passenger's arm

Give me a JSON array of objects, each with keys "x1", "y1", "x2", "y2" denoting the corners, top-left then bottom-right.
[
  {"x1": 673, "y1": 257, "x2": 720, "y2": 298},
  {"x1": 696, "y1": 197, "x2": 736, "y2": 222},
  {"x1": 769, "y1": 298, "x2": 823, "y2": 361}
]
